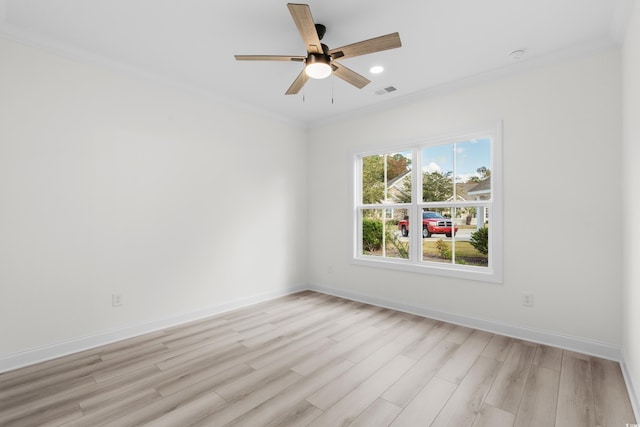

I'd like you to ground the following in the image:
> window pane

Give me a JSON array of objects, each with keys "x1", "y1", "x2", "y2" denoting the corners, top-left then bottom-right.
[
  {"x1": 421, "y1": 208, "x2": 456, "y2": 264},
  {"x1": 456, "y1": 213, "x2": 489, "y2": 267},
  {"x1": 361, "y1": 151, "x2": 412, "y2": 204},
  {"x1": 362, "y1": 208, "x2": 410, "y2": 259},
  {"x1": 457, "y1": 138, "x2": 492, "y2": 201},
  {"x1": 422, "y1": 144, "x2": 454, "y2": 202}
]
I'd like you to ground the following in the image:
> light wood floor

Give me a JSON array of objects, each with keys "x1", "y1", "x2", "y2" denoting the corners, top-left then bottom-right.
[{"x1": 0, "y1": 291, "x2": 636, "y2": 427}]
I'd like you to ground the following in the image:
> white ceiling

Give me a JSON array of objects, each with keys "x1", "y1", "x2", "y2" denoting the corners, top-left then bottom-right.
[{"x1": 0, "y1": 0, "x2": 633, "y2": 126}]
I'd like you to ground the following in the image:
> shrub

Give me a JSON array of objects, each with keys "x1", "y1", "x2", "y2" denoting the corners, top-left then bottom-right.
[
  {"x1": 470, "y1": 226, "x2": 489, "y2": 255},
  {"x1": 385, "y1": 231, "x2": 409, "y2": 259},
  {"x1": 435, "y1": 239, "x2": 451, "y2": 259},
  {"x1": 362, "y1": 218, "x2": 383, "y2": 252}
]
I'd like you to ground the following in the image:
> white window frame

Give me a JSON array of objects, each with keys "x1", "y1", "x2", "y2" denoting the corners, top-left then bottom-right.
[{"x1": 351, "y1": 122, "x2": 503, "y2": 283}]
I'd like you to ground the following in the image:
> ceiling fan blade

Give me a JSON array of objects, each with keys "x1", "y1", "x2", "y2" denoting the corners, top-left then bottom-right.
[
  {"x1": 329, "y1": 32, "x2": 401, "y2": 60},
  {"x1": 332, "y1": 62, "x2": 370, "y2": 89},
  {"x1": 287, "y1": 3, "x2": 322, "y2": 54},
  {"x1": 235, "y1": 55, "x2": 306, "y2": 62},
  {"x1": 285, "y1": 69, "x2": 309, "y2": 95}
]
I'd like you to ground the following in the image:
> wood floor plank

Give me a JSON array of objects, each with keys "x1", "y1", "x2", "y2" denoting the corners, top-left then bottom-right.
[
  {"x1": 137, "y1": 390, "x2": 226, "y2": 427},
  {"x1": 307, "y1": 355, "x2": 414, "y2": 427},
  {"x1": 161, "y1": 324, "x2": 237, "y2": 350},
  {"x1": 382, "y1": 339, "x2": 459, "y2": 408},
  {"x1": 154, "y1": 337, "x2": 277, "y2": 372},
  {"x1": 189, "y1": 370, "x2": 303, "y2": 426},
  {"x1": 264, "y1": 400, "x2": 323, "y2": 427},
  {"x1": 96, "y1": 375, "x2": 226, "y2": 427},
  {"x1": 65, "y1": 388, "x2": 162, "y2": 427},
  {"x1": 513, "y1": 365, "x2": 560, "y2": 427},
  {"x1": 0, "y1": 360, "x2": 98, "y2": 403},
  {"x1": 563, "y1": 349, "x2": 590, "y2": 361},
  {"x1": 227, "y1": 358, "x2": 355, "y2": 427},
  {"x1": 590, "y1": 356, "x2": 637, "y2": 426},
  {"x1": 0, "y1": 372, "x2": 96, "y2": 414},
  {"x1": 401, "y1": 320, "x2": 456, "y2": 360},
  {"x1": 155, "y1": 361, "x2": 254, "y2": 398},
  {"x1": 217, "y1": 365, "x2": 303, "y2": 402},
  {"x1": 485, "y1": 341, "x2": 537, "y2": 413},
  {"x1": 0, "y1": 291, "x2": 635, "y2": 427},
  {"x1": 430, "y1": 356, "x2": 502, "y2": 427},
  {"x1": 0, "y1": 353, "x2": 102, "y2": 390},
  {"x1": 394, "y1": 317, "x2": 437, "y2": 345},
  {"x1": 445, "y1": 324, "x2": 475, "y2": 344},
  {"x1": 436, "y1": 329, "x2": 493, "y2": 384},
  {"x1": 389, "y1": 377, "x2": 457, "y2": 427},
  {"x1": 532, "y1": 344, "x2": 563, "y2": 371},
  {"x1": 77, "y1": 365, "x2": 166, "y2": 411},
  {"x1": 305, "y1": 339, "x2": 407, "y2": 410},
  {"x1": 91, "y1": 345, "x2": 173, "y2": 383},
  {"x1": 334, "y1": 303, "x2": 384, "y2": 327},
  {"x1": 349, "y1": 398, "x2": 403, "y2": 427},
  {"x1": 343, "y1": 321, "x2": 414, "y2": 364},
  {"x1": 247, "y1": 332, "x2": 333, "y2": 372},
  {"x1": 291, "y1": 326, "x2": 379, "y2": 376},
  {"x1": 481, "y1": 335, "x2": 513, "y2": 362},
  {"x1": 0, "y1": 401, "x2": 83, "y2": 427},
  {"x1": 472, "y1": 404, "x2": 515, "y2": 427},
  {"x1": 2, "y1": 366, "x2": 155, "y2": 423},
  {"x1": 555, "y1": 353, "x2": 596, "y2": 427}
]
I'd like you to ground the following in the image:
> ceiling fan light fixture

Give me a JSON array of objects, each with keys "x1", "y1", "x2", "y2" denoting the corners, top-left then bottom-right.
[{"x1": 305, "y1": 54, "x2": 332, "y2": 79}]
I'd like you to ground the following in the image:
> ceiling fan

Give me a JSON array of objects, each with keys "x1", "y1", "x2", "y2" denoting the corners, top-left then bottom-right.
[{"x1": 234, "y1": 3, "x2": 402, "y2": 95}]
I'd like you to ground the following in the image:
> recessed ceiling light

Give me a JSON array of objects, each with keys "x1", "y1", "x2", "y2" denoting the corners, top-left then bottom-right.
[{"x1": 369, "y1": 65, "x2": 384, "y2": 74}]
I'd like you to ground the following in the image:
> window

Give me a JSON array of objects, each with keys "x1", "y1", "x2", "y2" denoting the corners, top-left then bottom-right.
[{"x1": 352, "y1": 123, "x2": 502, "y2": 283}]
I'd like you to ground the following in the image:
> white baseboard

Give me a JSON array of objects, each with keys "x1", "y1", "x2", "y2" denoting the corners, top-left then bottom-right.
[
  {"x1": 309, "y1": 283, "x2": 623, "y2": 362},
  {"x1": 620, "y1": 348, "x2": 640, "y2": 422},
  {"x1": 0, "y1": 285, "x2": 306, "y2": 374}
]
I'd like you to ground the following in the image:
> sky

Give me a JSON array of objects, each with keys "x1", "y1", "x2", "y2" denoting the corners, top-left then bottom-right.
[{"x1": 422, "y1": 137, "x2": 491, "y2": 182}]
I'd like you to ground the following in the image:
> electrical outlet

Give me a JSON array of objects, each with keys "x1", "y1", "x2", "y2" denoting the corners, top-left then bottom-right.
[
  {"x1": 112, "y1": 294, "x2": 123, "y2": 307},
  {"x1": 522, "y1": 293, "x2": 534, "y2": 307}
]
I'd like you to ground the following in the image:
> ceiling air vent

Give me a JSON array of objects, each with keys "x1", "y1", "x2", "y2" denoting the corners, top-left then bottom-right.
[{"x1": 374, "y1": 86, "x2": 397, "y2": 95}]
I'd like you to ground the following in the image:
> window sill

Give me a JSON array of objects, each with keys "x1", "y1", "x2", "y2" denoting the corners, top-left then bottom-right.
[{"x1": 351, "y1": 256, "x2": 503, "y2": 284}]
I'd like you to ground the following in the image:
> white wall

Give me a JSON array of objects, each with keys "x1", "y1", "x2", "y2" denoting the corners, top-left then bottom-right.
[
  {"x1": 623, "y1": 0, "x2": 640, "y2": 417},
  {"x1": 308, "y1": 48, "x2": 622, "y2": 349},
  {"x1": 0, "y1": 38, "x2": 307, "y2": 362}
]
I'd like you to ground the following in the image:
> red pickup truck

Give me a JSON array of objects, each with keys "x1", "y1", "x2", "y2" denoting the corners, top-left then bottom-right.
[{"x1": 398, "y1": 211, "x2": 458, "y2": 238}]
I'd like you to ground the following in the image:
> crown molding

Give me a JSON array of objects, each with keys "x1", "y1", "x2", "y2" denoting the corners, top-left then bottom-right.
[{"x1": 0, "y1": 25, "x2": 306, "y2": 130}]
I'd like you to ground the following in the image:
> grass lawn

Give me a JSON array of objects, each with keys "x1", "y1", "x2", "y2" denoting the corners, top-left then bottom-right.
[
  {"x1": 362, "y1": 238, "x2": 488, "y2": 267},
  {"x1": 423, "y1": 239, "x2": 488, "y2": 266}
]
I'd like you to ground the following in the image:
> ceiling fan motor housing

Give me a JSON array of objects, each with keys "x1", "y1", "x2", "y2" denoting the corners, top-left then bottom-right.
[
  {"x1": 315, "y1": 24, "x2": 326, "y2": 40},
  {"x1": 306, "y1": 52, "x2": 331, "y2": 66}
]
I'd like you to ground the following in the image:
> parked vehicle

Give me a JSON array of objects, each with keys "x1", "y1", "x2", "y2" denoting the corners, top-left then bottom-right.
[{"x1": 398, "y1": 211, "x2": 458, "y2": 238}]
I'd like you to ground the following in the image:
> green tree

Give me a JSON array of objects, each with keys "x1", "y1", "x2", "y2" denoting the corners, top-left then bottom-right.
[
  {"x1": 362, "y1": 156, "x2": 384, "y2": 204},
  {"x1": 397, "y1": 170, "x2": 454, "y2": 203},
  {"x1": 423, "y1": 171, "x2": 453, "y2": 201},
  {"x1": 362, "y1": 154, "x2": 410, "y2": 204},
  {"x1": 468, "y1": 167, "x2": 491, "y2": 183},
  {"x1": 386, "y1": 154, "x2": 410, "y2": 181}
]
